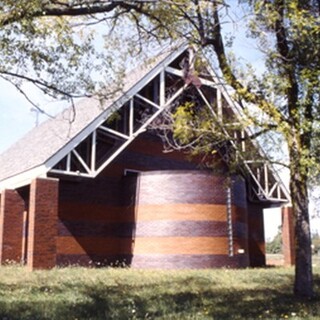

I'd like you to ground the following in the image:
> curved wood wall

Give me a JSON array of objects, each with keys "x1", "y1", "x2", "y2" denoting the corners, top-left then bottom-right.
[{"x1": 131, "y1": 171, "x2": 249, "y2": 269}]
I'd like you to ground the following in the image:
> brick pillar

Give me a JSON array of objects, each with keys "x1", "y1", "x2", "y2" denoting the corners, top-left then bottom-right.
[
  {"x1": 0, "y1": 189, "x2": 25, "y2": 264},
  {"x1": 282, "y1": 206, "x2": 295, "y2": 266},
  {"x1": 27, "y1": 178, "x2": 59, "y2": 270},
  {"x1": 21, "y1": 210, "x2": 29, "y2": 264},
  {"x1": 247, "y1": 203, "x2": 266, "y2": 267}
]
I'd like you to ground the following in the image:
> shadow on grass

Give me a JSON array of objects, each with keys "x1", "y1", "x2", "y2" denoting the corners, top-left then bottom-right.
[{"x1": 0, "y1": 274, "x2": 319, "y2": 320}]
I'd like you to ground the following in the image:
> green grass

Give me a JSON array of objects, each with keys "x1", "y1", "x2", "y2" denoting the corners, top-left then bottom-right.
[{"x1": 0, "y1": 263, "x2": 319, "y2": 320}]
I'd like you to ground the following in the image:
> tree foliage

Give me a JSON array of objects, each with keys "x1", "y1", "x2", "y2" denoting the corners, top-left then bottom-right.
[
  {"x1": 312, "y1": 232, "x2": 320, "y2": 254},
  {"x1": 266, "y1": 227, "x2": 283, "y2": 254},
  {"x1": 1, "y1": 0, "x2": 319, "y2": 298},
  {"x1": 0, "y1": 0, "x2": 130, "y2": 113}
]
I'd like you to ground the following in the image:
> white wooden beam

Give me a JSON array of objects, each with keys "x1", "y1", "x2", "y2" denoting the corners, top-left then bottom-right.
[
  {"x1": 135, "y1": 94, "x2": 161, "y2": 110},
  {"x1": 160, "y1": 70, "x2": 165, "y2": 107},
  {"x1": 66, "y1": 153, "x2": 71, "y2": 172},
  {"x1": 91, "y1": 130, "x2": 96, "y2": 172},
  {"x1": 72, "y1": 150, "x2": 91, "y2": 174},
  {"x1": 129, "y1": 99, "x2": 134, "y2": 137},
  {"x1": 165, "y1": 66, "x2": 217, "y2": 87},
  {"x1": 98, "y1": 125, "x2": 130, "y2": 140}
]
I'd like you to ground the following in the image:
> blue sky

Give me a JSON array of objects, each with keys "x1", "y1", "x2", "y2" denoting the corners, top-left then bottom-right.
[
  {"x1": 0, "y1": 79, "x2": 36, "y2": 153},
  {"x1": 0, "y1": 78, "x2": 67, "y2": 153}
]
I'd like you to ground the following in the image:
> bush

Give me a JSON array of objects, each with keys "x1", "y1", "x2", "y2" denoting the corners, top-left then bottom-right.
[
  {"x1": 312, "y1": 233, "x2": 320, "y2": 254},
  {"x1": 266, "y1": 227, "x2": 282, "y2": 254}
]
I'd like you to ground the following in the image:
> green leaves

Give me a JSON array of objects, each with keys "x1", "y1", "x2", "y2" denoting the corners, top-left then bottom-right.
[{"x1": 0, "y1": 1, "x2": 128, "y2": 106}]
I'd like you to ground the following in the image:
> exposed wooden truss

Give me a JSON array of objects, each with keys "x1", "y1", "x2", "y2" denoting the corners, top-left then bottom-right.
[{"x1": 50, "y1": 47, "x2": 290, "y2": 205}]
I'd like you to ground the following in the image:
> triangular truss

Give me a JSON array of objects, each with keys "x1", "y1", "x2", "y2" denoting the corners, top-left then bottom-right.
[{"x1": 50, "y1": 47, "x2": 290, "y2": 205}]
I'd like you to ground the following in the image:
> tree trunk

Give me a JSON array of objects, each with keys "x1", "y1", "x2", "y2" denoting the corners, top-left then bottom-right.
[{"x1": 289, "y1": 155, "x2": 314, "y2": 297}]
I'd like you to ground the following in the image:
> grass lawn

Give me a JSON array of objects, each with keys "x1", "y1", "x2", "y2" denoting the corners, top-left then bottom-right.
[{"x1": 0, "y1": 261, "x2": 319, "y2": 320}]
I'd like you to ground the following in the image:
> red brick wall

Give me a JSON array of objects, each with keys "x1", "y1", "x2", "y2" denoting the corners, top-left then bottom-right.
[
  {"x1": 27, "y1": 178, "x2": 59, "y2": 270},
  {"x1": 247, "y1": 203, "x2": 266, "y2": 267},
  {"x1": 0, "y1": 131, "x2": 263, "y2": 270},
  {"x1": 56, "y1": 167, "x2": 250, "y2": 268},
  {"x1": 0, "y1": 189, "x2": 25, "y2": 264},
  {"x1": 57, "y1": 180, "x2": 135, "y2": 266},
  {"x1": 132, "y1": 171, "x2": 249, "y2": 269},
  {"x1": 55, "y1": 132, "x2": 232, "y2": 267}
]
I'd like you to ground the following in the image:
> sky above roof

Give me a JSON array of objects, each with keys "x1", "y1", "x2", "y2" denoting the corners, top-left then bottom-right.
[{"x1": 0, "y1": 78, "x2": 67, "y2": 154}]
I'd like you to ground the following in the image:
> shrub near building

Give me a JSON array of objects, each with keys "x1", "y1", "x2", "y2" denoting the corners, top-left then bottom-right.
[
  {"x1": 266, "y1": 227, "x2": 282, "y2": 254},
  {"x1": 312, "y1": 233, "x2": 320, "y2": 255}
]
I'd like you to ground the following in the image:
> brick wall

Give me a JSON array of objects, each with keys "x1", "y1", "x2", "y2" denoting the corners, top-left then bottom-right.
[
  {"x1": 0, "y1": 189, "x2": 25, "y2": 263},
  {"x1": 247, "y1": 203, "x2": 266, "y2": 267},
  {"x1": 57, "y1": 171, "x2": 250, "y2": 268},
  {"x1": 27, "y1": 178, "x2": 59, "y2": 270},
  {"x1": 0, "y1": 130, "x2": 259, "y2": 270},
  {"x1": 55, "y1": 132, "x2": 235, "y2": 267},
  {"x1": 132, "y1": 171, "x2": 249, "y2": 269}
]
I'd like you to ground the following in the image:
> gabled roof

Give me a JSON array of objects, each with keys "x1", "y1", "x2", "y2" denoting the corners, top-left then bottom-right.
[
  {"x1": 0, "y1": 43, "x2": 188, "y2": 190},
  {"x1": 0, "y1": 43, "x2": 290, "y2": 205}
]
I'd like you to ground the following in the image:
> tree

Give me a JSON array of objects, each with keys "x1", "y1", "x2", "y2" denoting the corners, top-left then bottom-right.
[
  {"x1": 1, "y1": 0, "x2": 319, "y2": 298},
  {"x1": 266, "y1": 227, "x2": 282, "y2": 254},
  {"x1": 0, "y1": 0, "x2": 131, "y2": 115},
  {"x1": 312, "y1": 232, "x2": 320, "y2": 254}
]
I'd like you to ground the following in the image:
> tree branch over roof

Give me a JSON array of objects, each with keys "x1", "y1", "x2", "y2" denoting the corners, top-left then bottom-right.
[{"x1": 0, "y1": 1, "x2": 147, "y2": 26}]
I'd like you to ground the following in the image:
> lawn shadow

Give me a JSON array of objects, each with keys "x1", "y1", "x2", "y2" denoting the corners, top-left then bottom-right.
[{"x1": 0, "y1": 271, "x2": 319, "y2": 319}]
